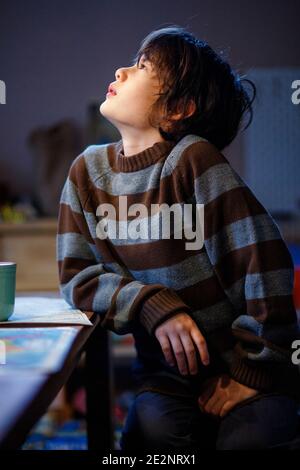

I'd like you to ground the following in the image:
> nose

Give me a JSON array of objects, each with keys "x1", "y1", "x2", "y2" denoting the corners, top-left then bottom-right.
[{"x1": 115, "y1": 67, "x2": 126, "y2": 81}]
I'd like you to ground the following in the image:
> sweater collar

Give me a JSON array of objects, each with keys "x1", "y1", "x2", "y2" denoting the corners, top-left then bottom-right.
[{"x1": 112, "y1": 139, "x2": 177, "y2": 172}]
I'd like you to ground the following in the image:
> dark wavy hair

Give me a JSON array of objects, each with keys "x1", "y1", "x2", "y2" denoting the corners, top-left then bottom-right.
[{"x1": 131, "y1": 25, "x2": 256, "y2": 151}]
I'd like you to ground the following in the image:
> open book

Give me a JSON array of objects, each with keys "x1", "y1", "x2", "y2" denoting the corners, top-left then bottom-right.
[
  {"x1": 0, "y1": 297, "x2": 92, "y2": 327},
  {"x1": 0, "y1": 327, "x2": 79, "y2": 372}
]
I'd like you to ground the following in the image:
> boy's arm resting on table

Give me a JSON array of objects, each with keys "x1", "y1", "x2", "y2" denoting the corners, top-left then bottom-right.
[
  {"x1": 181, "y1": 142, "x2": 300, "y2": 393},
  {"x1": 57, "y1": 158, "x2": 192, "y2": 336}
]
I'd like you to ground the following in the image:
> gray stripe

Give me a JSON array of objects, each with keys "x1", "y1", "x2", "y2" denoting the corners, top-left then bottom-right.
[
  {"x1": 92, "y1": 272, "x2": 128, "y2": 314},
  {"x1": 112, "y1": 161, "x2": 166, "y2": 195},
  {"x1": 194, "y1": 163, "x2": 245, "y2": 205},
  {"x1": 244, "y1": 269, "x2": 294, "y2": 299},
  {"x1": 231, "y1": 315, "x2": 289, "y2": 362},
  {"x1": 103, "y1": 262, "x2": 135, "y2": 278},
  {"x1": 89, "y1": 244, "x2": 105, "y2": 263},
  {"x1": 60, "y1": 177, "x2": 82, "y2": 214},
  {"x1": 205, "y1": 213, "x2": 282, "y2": 265},
  {"x1": 232, "y1": 314, "x2": 263, "y2": 335},
  {"x1": 224, "y1": 269, "x2": 294, "y2": 305},
  {"x1": 56, "y1": 233, "x2": 96, "y2": 261},
  {"x1": 112, "y1": 281, "x2": 146, "y2": 333},
  {"x1": 84, "y1": 211, "x2": 98, "y2": 239},
  {"x1": 60, "y1": 176, "x2": 98, "y2": 237},
  {"x1": 83, "y1": 143, "x2": 168, "y2": 195},
  {"x1": 60, "y1": 264, "x2": 107, "y2": 307},
  {"x1": 247, "y1": 346, "x2": 287, "y2": 363},
  {"x1": 100, "y1": 200, "x2": 201, "y2": 246},
  {"x1": 61, "y1": 260, "x2": 143, "y2": 334},
  {"x1": 83, "y1": 144, "x2": 115, "y2": 194},
  {"x1": 82, "y1": 135, "x2": 208, "y2": 196},
  {"x1": 129, "y1": 251, "x2": 214, "y2": 290}
]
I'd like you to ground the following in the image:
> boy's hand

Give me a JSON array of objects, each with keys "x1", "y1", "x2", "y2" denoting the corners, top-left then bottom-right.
[
  {"x1": 198, "y1": 374, "x2": 258, "y2": 418},
  {"x1": 154, "y1": 312, "x2": 209, "y2": 376}
]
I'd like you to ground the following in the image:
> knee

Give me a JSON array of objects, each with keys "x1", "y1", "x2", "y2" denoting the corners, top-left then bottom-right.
[
  {"x1": 133, "y1": 392, "x2": 196, "y2": 450},
  {"x1": 119, "y1": 392, "x2": 165, "y2": 451},
  {"x1": 216, "y1": 396, "x2": 299, "y2": 450},
  {"x1": 134, "y1": 393, "x2": 174, "y2": 447}
]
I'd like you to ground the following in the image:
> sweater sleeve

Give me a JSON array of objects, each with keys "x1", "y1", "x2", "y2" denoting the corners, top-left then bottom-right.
[
  {"x1": 180, "y1": 141, "x2": 300, "y2": 392},
  {"x1": 57, "y1": 155, "x2": 192, "y2": 335}
]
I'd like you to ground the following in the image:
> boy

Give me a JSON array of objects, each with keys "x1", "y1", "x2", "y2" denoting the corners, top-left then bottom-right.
[{"x1": 57, "y1": 26, "x2": 300, "y2": 450}]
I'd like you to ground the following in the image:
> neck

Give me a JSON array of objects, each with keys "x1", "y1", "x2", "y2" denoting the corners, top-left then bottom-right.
[{"x1": 119, "y1": 127, "x2": 166, "y2": 156}]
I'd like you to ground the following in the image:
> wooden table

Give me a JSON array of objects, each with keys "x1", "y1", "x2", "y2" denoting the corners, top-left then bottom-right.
[{"x1": 0, "y1": 299, "x2": 114, "y2": 451}]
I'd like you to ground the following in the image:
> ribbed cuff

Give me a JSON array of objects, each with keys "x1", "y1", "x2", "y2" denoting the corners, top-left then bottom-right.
[
  {"x1": 229, "y1": 354, "x2": 274, "y2": 392},
  {"x1": 139, "y1": 288, "x2": 192, "y2": 335}
]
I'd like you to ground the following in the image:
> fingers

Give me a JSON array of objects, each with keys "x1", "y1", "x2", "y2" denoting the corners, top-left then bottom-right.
[
  {"x1": 219, "y1": 401, "x2": 234, "y2": 418},
  {"x1": 203, "y1": 393, "x2": 224, "y2": 416},
  {"x1": 154, "y1": 313, "x2": 210, "y2": 374},
  {"x1": 179, "y1": 333, "x2": 198, "y2": 375},
  {"x1": 169, "y1": 335, "x2": 189, "y2": 375},
  {"x1": 157, "y1": 334, "x2": 176, "y2": 367},
  {"x1": 190, "y1": 327, "x2": 210, "y2": 366},
  {"x1": 199, "y1": 378, "x2": 223, "y2": 417},
  {"x1": 157, "y1": 332, "x2": 202, "y2": 376},
  {"x1": 198, "y1": 375, "x2": 234, "y2": 418}
]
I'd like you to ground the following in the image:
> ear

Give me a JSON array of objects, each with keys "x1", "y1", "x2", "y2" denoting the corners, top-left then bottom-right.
[{"x1": 171, "y1": 99, "x2": 196, "y2": 121}]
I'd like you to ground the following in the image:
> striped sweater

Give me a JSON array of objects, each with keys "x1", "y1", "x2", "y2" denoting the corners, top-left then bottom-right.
[{"x1": 57, "y1": 134, "x2": 300, "y2": 399}]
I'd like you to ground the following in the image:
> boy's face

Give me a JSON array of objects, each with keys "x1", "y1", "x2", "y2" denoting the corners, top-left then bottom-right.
[{"x1": 99, "y1": 54, "x2": 163, "y2": 133}]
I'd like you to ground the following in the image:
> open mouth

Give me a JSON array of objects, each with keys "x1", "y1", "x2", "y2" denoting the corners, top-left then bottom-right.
[{"x1": 107, "y1": 84, "x2": 117, "y2": 96}]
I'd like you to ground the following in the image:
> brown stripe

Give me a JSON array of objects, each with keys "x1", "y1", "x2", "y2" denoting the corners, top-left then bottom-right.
[
  {"x1": 173, "y1": 141, "x2": 228, "y2": 195},
  {"x1": 100, "y1": 276, "x2": 128, "y2": 330},
  {"x1": 246, "y1": 295, "x2": 297, "y2": 324},
  {"x1": 73, "y1": 275, "x2": 98, "y2": 312},
  {"x1": 213, "y1": 239, "x2": 294, "y2": 289},
  {"x1": 111, "y1": 237, "x2": 201, "y2": 270},
  {"x1": 94, "y1": 238, "x2": 126, "y2": 264},
  {"x1": 68, "y1": 153, "x2": 98, "y2": 211},
  {"x1": 178, "y1": 276, "x2": 227, "y2": 310},
  {"x1": 204, "y1": 185, "x2": 266, "y2": 239},
  {"x1": 107, "y1": 141, "x2": 119, "y2": 170},
  {"x1": 129, "y1": 283, "x2": 171, "y2": 321},
  {"x1": 58, "y1": 257, "x2": 97, "y2": 284},
  {"x1": 57, "y1": 203, "x2": 94, "y2": 243}
]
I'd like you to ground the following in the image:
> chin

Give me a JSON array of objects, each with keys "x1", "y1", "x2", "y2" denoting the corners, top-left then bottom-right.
[
  {"x1": 99, "y1": 101, "x2": 116, "y2": 121},
  {"x1": 99, "y1": 101, "x2": 108, "y2": 116},
  {"x1": 99, "y1": 105, "x2": 119, "y2": 129}
]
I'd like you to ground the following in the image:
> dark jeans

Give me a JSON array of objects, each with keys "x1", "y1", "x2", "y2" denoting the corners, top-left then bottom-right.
[{"x1": 120, "y1": 390, "x2": 299, "y2": 450}]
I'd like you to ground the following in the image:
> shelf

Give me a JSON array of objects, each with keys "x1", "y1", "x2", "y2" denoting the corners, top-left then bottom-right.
[
  {"x1": 0, "y1": 219, "x2": 59, "y2": 291},
  {"x1": 0, "y1": 218, "x2": 57, "y2": 235}
]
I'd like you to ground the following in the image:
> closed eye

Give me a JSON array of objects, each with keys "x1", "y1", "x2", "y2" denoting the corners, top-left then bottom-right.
[{"x1": 137, "y1": 61, "x2": 146, "y2": 70}]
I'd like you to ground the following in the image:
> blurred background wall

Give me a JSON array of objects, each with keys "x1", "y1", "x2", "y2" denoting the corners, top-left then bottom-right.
[{"x1": 1, "y1": 0, "x2": 299, "y2": 200}]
